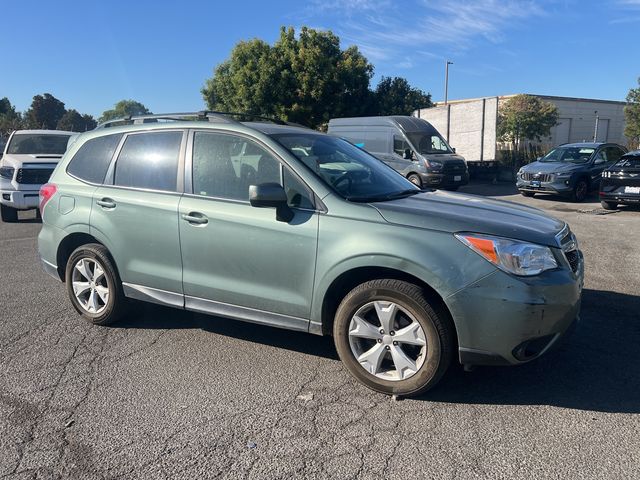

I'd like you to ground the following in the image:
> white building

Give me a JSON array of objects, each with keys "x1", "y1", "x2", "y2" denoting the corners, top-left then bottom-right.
[{"x1": 415, "y1": 94, "x2": 627, "y2": 166}]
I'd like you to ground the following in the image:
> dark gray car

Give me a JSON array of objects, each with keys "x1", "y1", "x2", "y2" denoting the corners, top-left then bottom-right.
[{"x1": 516, "y1": 142, "x2": 627, "y2": 201}]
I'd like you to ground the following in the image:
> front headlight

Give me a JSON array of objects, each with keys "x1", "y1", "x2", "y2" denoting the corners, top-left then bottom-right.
[
  {"x1": 0, "y1": 166, "x2": 15, "y2": 179},
  {"x1": 555, "y1": 172, "x2": 572, "y2": 178},
  {"x1": 426, "y1": 159, "x2": 443, "y2": 170},
  {"x1": 455, "y1": 233, "x2": 558, "y2": 276}
]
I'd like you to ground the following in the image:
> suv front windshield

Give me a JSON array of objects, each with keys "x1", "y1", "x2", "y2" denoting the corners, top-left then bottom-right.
[
  {"x1": 406, "y1": 132, "x2": 452, "y2": 154},
  {"x1": 272, "y1": 133, "x2": 419, "y2": 202},
  {"x1": 7, "y1": 134, "x2": 71, "y2": 155},
  {"x1": 540, "y1": 147, "x2": 595, "y2": 163}
]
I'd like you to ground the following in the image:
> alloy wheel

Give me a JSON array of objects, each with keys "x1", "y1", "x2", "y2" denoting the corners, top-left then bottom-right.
[
  {"x1": 71, "y1": 258, "x2": 109, "y2": 314},
  {"x1": 348, "y1": 301, "x2": 427, "y2": 381}
]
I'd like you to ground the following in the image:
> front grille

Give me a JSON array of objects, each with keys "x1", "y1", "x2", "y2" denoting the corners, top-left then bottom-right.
[
  {"x1": 522, "y1": 172, "x2": 552, "y2": 182},
  {"x1": 16, "y1": 168, "x2": 54, "y2": 184},
  {"x1": 565, "y1": 250, "x2": 580, "y2": 273},
  {"x1": 442, "y1": 160, "x2": 467, "y2": 174}
]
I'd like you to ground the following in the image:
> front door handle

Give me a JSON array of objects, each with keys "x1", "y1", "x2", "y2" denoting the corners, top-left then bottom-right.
[
  {"x1": 96, "y1": 198, "x2": 116, "y2": 209},
  {"x1": 181, "y1": 212, "x2": 208, "y2": 225}
]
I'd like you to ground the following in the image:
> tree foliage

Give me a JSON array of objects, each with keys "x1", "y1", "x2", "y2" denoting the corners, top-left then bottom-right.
[
  {"x1": 0, "y1": 97, "x2": 24, "y2": 139},
  {"x1": 624, "y1": 77, "x2": 640, "y2": 150},
  {"x1": 498, "y1": 94, "x2": 559, "y2": 152},
  {"x1": 203, "y1": 27, "x2": 378, "y2": 129},
  {"x1": 99, "y1": 100, "x2": 151, "y2": 123},
  {"x1": 57, "y1": 109, "x2": 97, "y2": 132},
  {"x1": 374, "y1": 76, "x2": 432, "y2": 116},
  {"x1": 25, "y1": 93, "x2": 66, "y2": 129}
]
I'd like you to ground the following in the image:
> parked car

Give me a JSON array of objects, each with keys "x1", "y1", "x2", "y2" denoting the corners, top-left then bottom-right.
[
  {"x1": 600, "y1": 150, "x2": 640, "y2": 210},
  {"x1": 0, "y1": 129, "x2": 76, "y2": 222},
  {"x1": 516, "y1": 142, "x2": 627, "y2": 202},
  {"x1": 327, "y1": 116, "x2": 469, "y2": 190},
  {"x1": 38, "y1": 112, "x2": 583, "y2": 397}
]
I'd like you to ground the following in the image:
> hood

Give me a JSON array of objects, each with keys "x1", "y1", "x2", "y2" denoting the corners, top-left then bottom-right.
[
  {"x1": 421, "y1": 153, "x2": 466, "y2": 163},
  {"x1": 0, "y1": 153, "x2": 63, "y2": 168},
  {"x1": 522, "y1": 161, "x2": 585, "y2": 174},
  {"x1": 371, "y1": 190, "x2": 565, "y2": 247}
]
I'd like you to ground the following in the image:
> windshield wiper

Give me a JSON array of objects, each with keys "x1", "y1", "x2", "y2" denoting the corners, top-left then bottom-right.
[{"x1": 347, "y1": 189, "x2": 421, "y2": 203}]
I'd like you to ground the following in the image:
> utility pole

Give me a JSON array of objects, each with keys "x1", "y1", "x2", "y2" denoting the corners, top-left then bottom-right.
[
  {"x1": 444, "y1": 60, "x2": 453, "y2": 105},
  {"x1": 593, "y1": 110, "x2": 599, "y2": 142}
]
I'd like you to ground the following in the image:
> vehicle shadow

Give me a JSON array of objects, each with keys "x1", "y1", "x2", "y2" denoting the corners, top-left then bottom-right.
[
  {"x1": 116, "y1": 288, "x2": 639, "y2": 413},
  {"x1": 426, "y1": 288, "x2": 640, "y2": 414}
]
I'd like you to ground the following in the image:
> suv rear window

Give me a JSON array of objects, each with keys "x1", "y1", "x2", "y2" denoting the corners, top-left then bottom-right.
[
  {"x1": 67, "y1": 134, "x2": 123, "y2": 184},
  {"x1": 615, "y1": 155, "x2": 640, "y2": 168},
  {"x1": 114, "y1": 131, "x2": 182, "y2": 192}
]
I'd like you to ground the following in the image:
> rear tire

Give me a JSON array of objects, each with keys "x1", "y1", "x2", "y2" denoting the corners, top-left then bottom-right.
[
  {"x1": 601, "y1": 200, "x2": 617, "y2": 210},
  {"x1": 65, "y1": 243, "x2": 128, "y2": 326},
  {"x1": 333, "y1": 279, "x2": 453, "y2": 397},
  {"x1": 1, "y1": 204, "x2": 18, "y2": 223},
  {"x1": 572, "y1": 179, "x2": 589, "y2": 202},
  {"x1": 407, "y1": 174, "x2": 422, "y2": 188},
  {"x1": 521, "y1": 191, "x2": 535, "y2": 197}
]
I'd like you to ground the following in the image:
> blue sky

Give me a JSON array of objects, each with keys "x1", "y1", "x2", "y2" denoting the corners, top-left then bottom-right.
[{"x1": 1, "y1": 0, "x2": 638, "y2": 117}]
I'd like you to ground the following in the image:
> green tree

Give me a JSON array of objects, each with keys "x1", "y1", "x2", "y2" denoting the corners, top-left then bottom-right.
[
  {"x1": 99, "y1": 100, "x2": 151, "y2": 123},
  {"x1": 0, "y1": 97, "x2": 24, "y2": 139},
  {"x1": 202, "y1": 26, "x2": 374, "y2": 129},
  {"x1": 374, "y1": 76, "x2": 432, "y2": 116},
  {"x1": 498, "y1": 94, "x2": 559, "y2": 166},
  {"x1": 57, "y1": 109, "x2": 97, "y2": 132},
  {"x1": 624, "y1": 77, "x2": 640, "y2": 150},
  {"x1": 25, "y1": 93, "x2": 66, "y2": 129}
]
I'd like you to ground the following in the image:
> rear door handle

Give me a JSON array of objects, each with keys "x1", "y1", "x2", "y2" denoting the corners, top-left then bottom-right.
[
  {"x1": 96, "y1": 198, "x2": 116, "y2": 209},
  {"x1": 181, "y1": 212, "x2": 208, "y2": 225}
]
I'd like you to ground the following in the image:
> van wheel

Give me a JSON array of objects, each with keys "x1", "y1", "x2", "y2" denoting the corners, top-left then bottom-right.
[
  {"x1": 333, "y1": 279, "x2": 453, "y2": 397},
  {"x1": 65, "y1": 243, "x2": 128, "y2": 326},
  {"x1": 572, "y1": 179, "x2": 588, "y2": 202},
  {"x1": 601, "y1": 200, "x2": 617, "y2": 210},
  {"x1": 1, "y1": 204, "x2": 18, "y2": 223},
  {"x1": 407, "y1": 174, "x2": 422, "y2": 188}
]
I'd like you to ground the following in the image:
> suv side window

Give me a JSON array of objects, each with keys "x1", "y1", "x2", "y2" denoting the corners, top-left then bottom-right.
[
  {"x1": 192, "y1": 132, "x2": 314, "y2": 208},
  {"x1": 393, "y1": 135, "x2": 408, "y2": 156},
  {"x1": 67, "y1": 133, "x2": 123, "y2": 184},
  {"x1": 604, "y1": 147, "x2": 624, "y2": 163},
  {"x1": 114, "y1": 131, "x2": 183, "y2": 191}
]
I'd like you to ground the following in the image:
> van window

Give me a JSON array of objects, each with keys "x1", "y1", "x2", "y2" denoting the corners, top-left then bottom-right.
[
  {"x1": 393, "y1": 135, "x2": 409, "y2": 156},
  {"x1": 406, "y1": 132, "x2": 452, "y2": 154},
  {"x1": 67, "y1": 133, "x2": 123, "y2": 184},
  {"x1": 114, "y1": 131, "x2": 182, "y2": 191}
]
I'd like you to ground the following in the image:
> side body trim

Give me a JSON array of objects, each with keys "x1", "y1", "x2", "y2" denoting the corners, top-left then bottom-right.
[{"x1": 122, "y1": 283, "x2": 184, "y2": 308}]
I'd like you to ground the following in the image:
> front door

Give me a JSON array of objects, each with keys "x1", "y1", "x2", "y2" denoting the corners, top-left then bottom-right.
[{"x1": 178, "y1": 130, "x2": 319, "y2": 323}]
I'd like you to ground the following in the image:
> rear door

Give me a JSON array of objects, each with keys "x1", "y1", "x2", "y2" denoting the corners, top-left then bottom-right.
[
  {"x1": 90, "y1": 130, "x2": 186, "y2": 298},
  {"x1": 178, "y1": 130, "x2": 319, "y2": 323}
]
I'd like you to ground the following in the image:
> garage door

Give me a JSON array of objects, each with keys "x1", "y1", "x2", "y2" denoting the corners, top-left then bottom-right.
[{"x1": 554, "y1": 118, "x2": 571, "y2": 144}]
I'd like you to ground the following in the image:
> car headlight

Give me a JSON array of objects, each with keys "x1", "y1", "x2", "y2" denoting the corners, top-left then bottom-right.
[
  {"x1": 555, "y1": 172, "x2": 572, "y2": 178},
  {"x1": 0, "y1": 166, "x2": 15, "y2": 179},
  {"x1": 426, "y1": 159, "x2": 443, "y2": 170},
  {"x1": 602, "y1": 171, "x2": 610, "y2": 178},
  {"x1": 455, "y1": 233, "x2": 558, "y2": 276}
]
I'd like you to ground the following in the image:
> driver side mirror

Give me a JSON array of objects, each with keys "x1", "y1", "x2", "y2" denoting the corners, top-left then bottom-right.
[
  {"x1": 403, "y1": 148, "x2": 414, "y2": 160},
  {"x1": 249, "y1": 183, "x2": 293, "y2": 222},
  {"x1": 452, "y1": 147, "x2": 456, "y2": 153},
  {"x1": 594, "y1": 157, "x2": 606, "y2": 165}
]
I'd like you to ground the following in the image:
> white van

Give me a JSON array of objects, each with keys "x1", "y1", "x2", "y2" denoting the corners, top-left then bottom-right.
[{"x1": 328, "y1": 116, "x2": 469, "y2": 190}]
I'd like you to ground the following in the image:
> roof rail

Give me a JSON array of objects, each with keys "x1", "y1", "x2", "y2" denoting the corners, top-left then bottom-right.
[{"x1": 96, "y1": 111, "x2": 293, "y2": 129}]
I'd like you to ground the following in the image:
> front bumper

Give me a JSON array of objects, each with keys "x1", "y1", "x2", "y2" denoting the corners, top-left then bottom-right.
[
  {"x1": 448, "y1": 252, "x2": 584, "y2": 366},
  {"x1": 516, "y1": 177, "x2": 574, "y2": 196},
  {"x1": 420, "y1": 171, "x2": 469, "y2": 188},
  {"x1": 1, "y1": 189, "x2": 40, "y2": 209}
]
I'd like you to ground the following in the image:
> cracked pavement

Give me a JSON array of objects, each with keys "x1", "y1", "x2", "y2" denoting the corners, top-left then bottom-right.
[{"x1": 1, "y1": 184, "x2": 639, "y2": 479}]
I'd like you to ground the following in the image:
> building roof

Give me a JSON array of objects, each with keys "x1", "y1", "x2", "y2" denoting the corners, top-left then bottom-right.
[{"x1": 432, "y1": 94, "x2": 626, "y2": 107}]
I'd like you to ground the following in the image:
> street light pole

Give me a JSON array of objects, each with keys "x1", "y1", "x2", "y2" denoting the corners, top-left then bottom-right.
[{"x1": 444, "y1": 60, "x2": 453, "y2": 105}]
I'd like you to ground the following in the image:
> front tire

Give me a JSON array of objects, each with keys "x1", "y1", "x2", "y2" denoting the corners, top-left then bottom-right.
[
  {"x1": 521, "y1": 191, "x2": 535, "y2": 197},
  {"x1": 572, "y1": 179, "x2": 589, "y2": 202},
  {"x1": 1, "y1": 204, "x2": 18, "y2": 223},
  {"x1": 333, "y1": 279, "x2": 453, "y2": 397},
  {"x1": 407, "y1": 174, "x2": 422, "y2": 188},
  {"x1": 65, "y1": 243, "x2": 128, "y2": 326},
  {"x1": 601, "y1": 200, "x2": 617, "y2": 210}
]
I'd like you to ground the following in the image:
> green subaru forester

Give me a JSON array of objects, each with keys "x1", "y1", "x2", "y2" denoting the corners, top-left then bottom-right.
[{"x1": 37, "y1": 112, "x2": 583, "y2": 396}]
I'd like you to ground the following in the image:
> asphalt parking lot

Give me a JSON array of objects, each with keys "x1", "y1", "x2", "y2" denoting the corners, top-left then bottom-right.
[{"x1": 1, "y1": 183, "x2": 639, "y2": 479}]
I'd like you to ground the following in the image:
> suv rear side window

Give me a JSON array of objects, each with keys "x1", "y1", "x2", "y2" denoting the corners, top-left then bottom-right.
[
  {"x1": 114, "y1": 131, "x2": 182, "y2": 191},
  {"x1": 67, "y1": 134, "x2": 123, "y2": 184}
]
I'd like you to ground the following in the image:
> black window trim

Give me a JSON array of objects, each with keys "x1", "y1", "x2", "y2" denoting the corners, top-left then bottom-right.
[
  {"x1": 65, "y1": 132, "x2": 125, "y2": 186},
  {"x1": 184, "y1": 128, "x2": 324, "y2": 212},
  {"x1": 103, "y1": 128, "x2": 187, "y2": 195}
]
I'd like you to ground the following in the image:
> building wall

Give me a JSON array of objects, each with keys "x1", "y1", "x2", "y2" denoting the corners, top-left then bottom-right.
[
  {"x1": 416, "y1": 97, "x2": 498, "y2": 163},
  {"x1": 416, "y1": 94, "x2": 627, "y2": 162}
]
